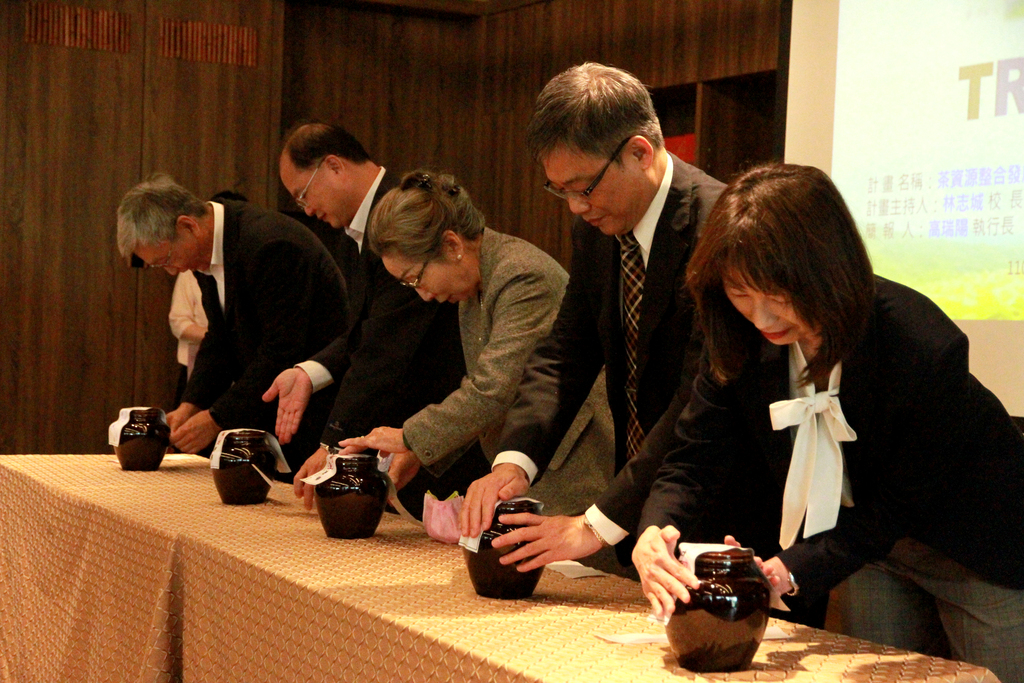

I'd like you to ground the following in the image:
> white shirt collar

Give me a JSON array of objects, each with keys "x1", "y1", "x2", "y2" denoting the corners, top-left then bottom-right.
[
  {"x1": 200, "y1": 201, "x2": 226, "y2": 312},
  {"x1": 346, "y1": 167, "x2": 387, "y2": 252},
  {"x1": 202, "y1": 201, "x2": 225, "y2": 271},
  {"x1": 627, "y1": 153, "x2": 672, "y2": 268}
]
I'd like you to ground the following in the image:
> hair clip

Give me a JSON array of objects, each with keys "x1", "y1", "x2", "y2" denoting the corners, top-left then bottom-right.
[
  {"x1": 414, "y1": 173, "x2": 433, "y2": 191},
  {"x1": 446, "y1": 185, "x2": 460, "y2": 197}
]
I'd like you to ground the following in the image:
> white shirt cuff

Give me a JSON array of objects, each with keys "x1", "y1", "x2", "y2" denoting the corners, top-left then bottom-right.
[
  {"x1": 584, "y1": 505, "x2": 628, "y2": 546},
  {"x1": 492, "y1": 450, "x2": 538, "y2": 484},
  {"x1": 295, "y1": 361, "x2": 333, "y2": 393}
]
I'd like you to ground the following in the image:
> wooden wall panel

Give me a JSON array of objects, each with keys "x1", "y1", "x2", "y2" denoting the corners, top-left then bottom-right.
[
  {"x1": 697, "y1": 0, "x2": 782, "y2": 82},
  {"x1": 1, "y1": 0, "x2": 144, "y2": 453},
  {"x1": 0, "y1": 2, "x2": 14, "y2": 454},
  {"x1": 696, "y1": 71, "x2": 779, "y2": 183},
  {"x1": 142, "y1": 1, "x2": 281, "y2": 204},
  {"x1": 1, "y1": 0, "x2": 284, "y2": 454},
  {"x1": 133, "y1": 0, "x2": 283, "y2": 413},
  {"x1": 280, "y1": 5, "x2": 478, "y2": 209}
]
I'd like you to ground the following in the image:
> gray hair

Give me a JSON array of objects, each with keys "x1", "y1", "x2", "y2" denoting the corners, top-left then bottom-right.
[
  {"x1": 367, "y1": 171, "x2": 485, "y2": 262},
  {"x1": 526, "y1": 62, "x2": 664, "y2": 162},
  {"x1": 116, "y1": 173, "x2": 207, "y2": 258}
]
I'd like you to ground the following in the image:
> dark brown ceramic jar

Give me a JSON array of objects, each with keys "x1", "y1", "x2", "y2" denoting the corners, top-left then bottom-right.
[
  {"x1": 463, "y1": 499, "x2": 545, "y2": 599},
  {"x1": 666, "y1": 547, "x2": 771, "y2": 672},
  {"x1": 314, "y1": 454, "x2": 389, "y2": 539},
  {"x1": 115, "y1": 408, "x2": 170, "y2": 471},
  {"x1": 212, "y1": 430, "x2": 276, "y2": 505}
]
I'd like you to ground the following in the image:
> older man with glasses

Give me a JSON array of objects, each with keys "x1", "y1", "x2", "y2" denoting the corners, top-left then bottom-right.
[
  {"x1": 270, "y1": 122, "x2": 492, "y2": 520},
  {"x1": 117, "y1": 174, "x2": 348, "y2": 470},
  {"x1": 459, "y1": 62, "x2": 730, "y2": 576}
]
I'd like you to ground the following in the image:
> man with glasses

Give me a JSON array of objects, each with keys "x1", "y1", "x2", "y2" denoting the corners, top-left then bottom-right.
[
  {"x1": 271, "y1": 122, "x2": 489, "y2": 519},
  {"x1": 460, "y1": 63, "x2": 726, "y2": 571},
  {"x1": 117, "y1": 174, "x2": 348, "y2": 470}
]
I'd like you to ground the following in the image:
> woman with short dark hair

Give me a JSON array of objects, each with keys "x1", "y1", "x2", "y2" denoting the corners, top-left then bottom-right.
[
  {"x1": 634, "y1": 164, "x2": 1024, "y2": 681},
  {"x1": 295, "y1": 170, "x2": 569, "y2": 511}
]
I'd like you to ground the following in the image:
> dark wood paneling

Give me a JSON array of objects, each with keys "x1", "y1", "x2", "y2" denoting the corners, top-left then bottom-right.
[
  {"x1": 1, "y1": 0, "x2": 145, "y2": 453},
  {"x1": 697, "y1": 0, "x2": 781, "y2": 82},
  {"x1": 280, "y1": 5, "x2": 478, "y2": 205},
  {"x1": 134, "y1": 0, "x2": 283, "y2": 413},
  {"x1": 0, "y1": 2, "x2": 14, "y2": 453},
  {"x1": 697, "y1": 71, "x2": 779, "y2": 183},
  {"x1": 1, "y1": 0, "x2": 283, "y2": 454}
]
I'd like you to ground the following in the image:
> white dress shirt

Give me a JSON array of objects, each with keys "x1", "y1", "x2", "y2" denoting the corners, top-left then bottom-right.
[
  {"x1": 297, "y1": 168, "x2": 388, "y2": 392},
  {"x1": 492, "y1": 155, "x2": 675, "y2": 546}
]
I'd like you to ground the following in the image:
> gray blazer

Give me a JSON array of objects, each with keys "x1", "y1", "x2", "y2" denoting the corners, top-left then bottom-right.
[{"x1": 404, "y1": 228, "x2": 569, "y2": 475}]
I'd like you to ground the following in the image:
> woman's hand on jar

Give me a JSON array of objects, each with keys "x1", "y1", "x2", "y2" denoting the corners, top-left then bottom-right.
[
  {"x1": 761, "y1": 556, "x2": 792, "y2": 595},
  {"x1": 338, "y1": 426, "x2": 406, "y2": 455},
  {"x1": 633, "y1": 525, "x2": 700, "y2": 621},
  {"x1": 723, "y1": 534, "x2": 770, "y2": 575}
]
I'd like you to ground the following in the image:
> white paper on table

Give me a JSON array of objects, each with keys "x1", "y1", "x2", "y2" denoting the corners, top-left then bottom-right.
[
  {"x1": 546, "y1": 560, "x2": 609, "y2": 578},
  {"x1": 648, "y1": 612, "x2": 671, "y2": 626},
  {"x1": 763, "y1": 626, "x2": 790, "y2": 640},
  {"x1": 107, "y1": 452, "x2": 194, "y2": 465}
]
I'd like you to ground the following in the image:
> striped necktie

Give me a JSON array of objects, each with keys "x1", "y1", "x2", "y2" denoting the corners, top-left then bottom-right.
[{"x1": 617, "y1": 231, "x2": 645, "y2": 459}]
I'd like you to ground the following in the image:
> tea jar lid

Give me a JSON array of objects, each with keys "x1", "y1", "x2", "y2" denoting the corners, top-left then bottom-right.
[
  {"x1": 693, "y1": 547, "x2": 755, "y2": 572},
  {"x1": 108, "y1": 407, "x2": 166, "y2": 446},
  {"x1": 222, "y1": 429, "x2": 271, "y2": 447},
  {"x1": 494, "y1": 497, "x2": 544, "y2": 517},
  {"x1": 334, "y1": 453, "x2": 379, "y2": 467},
  {"x1": 211, "y1": 429, "x2": 290, "y2": 474}
]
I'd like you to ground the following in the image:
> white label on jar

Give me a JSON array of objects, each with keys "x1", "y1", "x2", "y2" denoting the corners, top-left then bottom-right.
[
  {"x1": 108, "y1": 407, "x2": 162, "y2": 447},
  {"x1": 210, "y1": 429, "x2": 288, "y2": 473}
]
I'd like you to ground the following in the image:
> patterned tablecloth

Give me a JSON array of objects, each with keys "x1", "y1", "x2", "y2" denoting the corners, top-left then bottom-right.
[{"x1": 0, "y1": 454, "x2": 1001, "y2": 683}]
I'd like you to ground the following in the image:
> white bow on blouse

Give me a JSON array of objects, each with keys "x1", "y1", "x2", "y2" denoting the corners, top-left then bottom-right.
[{"x1": 769, "y1": 343, "x2": 857, "y2": 550}]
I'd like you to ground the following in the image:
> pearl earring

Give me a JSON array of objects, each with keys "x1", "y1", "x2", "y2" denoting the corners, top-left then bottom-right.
[{"x1": 457, "y1": 254, "x2": 462, "y2": 261}]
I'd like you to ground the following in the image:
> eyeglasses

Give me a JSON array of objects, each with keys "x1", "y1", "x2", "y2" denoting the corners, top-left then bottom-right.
[
  {"x1": 399, "y1": 260, "x2": 429, "y2": 289},
  {"x1": 295, "y1": 159, "x2": 324, "y2": 210},
  {"x1": 144, "y1": 240, "x2": 177, "y2": 269},
  {"x1": 543, "y1": 136, "x2": 632, "y2": 202}
]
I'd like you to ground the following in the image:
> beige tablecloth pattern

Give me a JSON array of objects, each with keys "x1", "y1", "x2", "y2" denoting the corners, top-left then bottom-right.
[{"x1": 0, "y1": 454, "x2": 1001, "y2": 683}]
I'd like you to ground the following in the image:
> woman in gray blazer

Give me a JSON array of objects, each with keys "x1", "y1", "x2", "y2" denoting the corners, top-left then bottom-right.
[{"x1": 314, "y1": 170, "x2": 568, "y2": 498}]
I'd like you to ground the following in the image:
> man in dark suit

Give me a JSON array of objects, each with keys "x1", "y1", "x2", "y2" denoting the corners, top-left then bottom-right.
[
  {"x1": 267, "y1": 123, "x2": 489, "y2": 519},
  {"x1": 116, "y1": 174, "x2": 348, "y2": 472},
  {"x1": 460, "y1": 63, "x2": 725, "y2": 567}
]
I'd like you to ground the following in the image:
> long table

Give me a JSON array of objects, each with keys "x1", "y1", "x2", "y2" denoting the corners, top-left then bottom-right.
[{"x1": 0, "y1": 454, "x2": 1001, "y2": 683}]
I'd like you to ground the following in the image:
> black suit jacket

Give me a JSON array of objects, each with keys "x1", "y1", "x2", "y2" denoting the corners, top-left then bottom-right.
[
  {"x1": 184, "y1": 200, "x2": 348, "y2": 470},
  {"x1": 304, "y1": 172, "x2": 485, "y2": 519},
  {"x1": 497, "y1": 156, "x2": 724, "y2": 539},
  {"x1": 309, "y1": 172, "x2": 466, "y2": 444},
  {"x1": 640, "y1": 278, "x2": 1024, "y2": 599}
]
